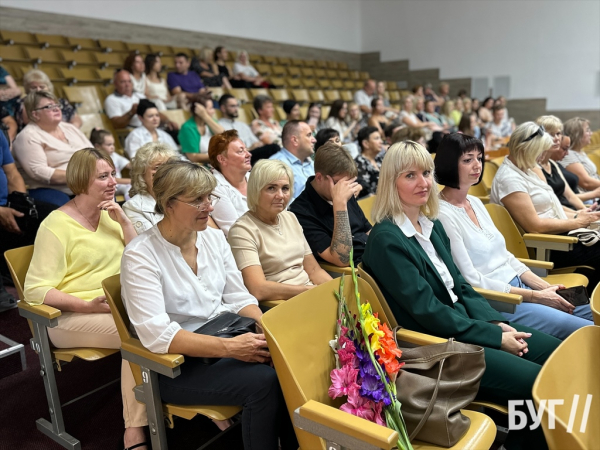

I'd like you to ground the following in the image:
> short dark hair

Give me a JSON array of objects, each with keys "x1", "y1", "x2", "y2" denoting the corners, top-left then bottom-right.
[
  {"x1": 384, "y1": 123, "x2": 399, "y2": 139},
  {"x1": 492, "y1": 105, "x2": 504, "y2": 114},
  {"x1": 283, "y1": 100, "x2": 298, "y2": 115},
  {"x1": 175, "y1": 52, "x2": 189, "y2": 60},
  {"x1": 281, "y1": 120, "x2": 302, "y2": 147},
  {"x1": 219, "y1": 93, "x2": 235, "y2": 107},
  {"x1": 315, "y1": 128, "x2": 340, "y2": 153},
  {"x1": 357, "y1": 126, "x2": 379, "y2": 151},
  {"x1": 253, "y1": 94, "x2": 273, "y2": 113},
  {"x1": 434, "y1": 133, "x2": 485, "y2": 189},
  {"x1": 137, "y1": 99, "x2": 158, "y2": 117}
]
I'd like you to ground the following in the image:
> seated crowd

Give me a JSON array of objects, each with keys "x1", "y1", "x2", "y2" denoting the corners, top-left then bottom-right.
[{"x1": 1, "y1": 53, "x2": 599, "y2": 450}]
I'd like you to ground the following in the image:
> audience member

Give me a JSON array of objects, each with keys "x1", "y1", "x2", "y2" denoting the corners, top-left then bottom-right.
[
  {"x1": 491, "y1": 122, "x2": 600, "y2": 286},
  {"x1": 457, "y1": 89, "x2": 468, "y2": 99},
  {"x1": 90, "y1": 129, "x2": 131, "y2": 198},
  {"x1": 423, "y1": 83, "x2": 441, "y2": 106},
  {"x1": 362, "y1": 140, "x2": 559, "y2": 450},
  {"x1": 423, "y1": 99, "x2": 451, "y2": 130},
  {"x1": 399, "y1": 96, "x2": 440, "y2": 131},
  {"x1": 290, "y1": 142, "x2": 371, "y2": 266},
  {"x1": 367, "y1": 97, "x2": 390, "y2": 137},
  {"x1": 0, "y1": 65, "x2": 21, "y2": 118},
  {"x1": 23, "y1": 148, "x2": 147, "y2": 450},
  {"x1": 269, "y1": 120, "x2": 315, "y2": 200},
  {"x1": 414, "y1": 96, "x2": 427, "y2": 121},
  {"x1": 123, "y1": 52, "x2": 146, "y2": 96},
  {"x1": 18, "y1": 69, "x2": 81, "y2": 130},
  {"x1": 305, "y1": 102, "x2": 324, "y2": 132},
  {"x1": 478, "y1": 97, "x2": 494, "y2": 125},
  {"x1": 214, "y1": 46, "x2": 248, "y2": 88},
  {"x1": 485, "y1": 105, "x2": 512, "y2": 149},
  {"x1": 552, "y1": 134, "x2": 582, "y2": 196},
  {"x1": 217, "y1": 94, "x2": 280, "y2": 164},
  {"x1": 314, "y1": 128, "x2": 341, "y2": 153},
  {"x1": 280, "y1": 100, "x2": 300, "y2": 127},
  {"x1": 233, "y1": 51, "x2": 266, "y2": 88},
  {"x1": 193, "y1": 47, "x2": 232, "y2": 89},
  {"x1": 347, "y1": 102, "x2": 364, "y2": 139},
  {"x1": 560, "y1": 117, "x2": 599, "y2": 193},
  {"x1": 324, "y1": 100, "x2": 359, "y2": 150},
  {"x1": 458, "y1": 112, "x2": 482, "y2": 139},
  {"x1": 412, "y1": 85, "x2": 424, "y2": 97},
  {"x1": 440, "y1": 100, "x2": 457, "y2": 130},
  {"x1": 144, "y1": 54, "x2": 176, "y2": 110},
  {"x1": 375, "y1": 81, "x2": 398, "y2": 115},
  {"x1": 105, "y1": 70, "x2": 146, "y2": 128},
  {"x1": 123, "y1": 142, "x2": 177, "y2": 234},
  {"x1": 462, "y1": 97, "x2": 473, "y2": 115},
  {"x1": 496, "y1": 96, "x2": 512, "y2": 125},
  {"x1": 1, "y1": 103, "x2": 18, "y2": 142},
  {"x1": 229, "y1": 159, "x2": 332, "y2": 301},
  {"x1": 124, "y1": 99, "x2": 178, "y2": 158},
  {"x1": 251, "y1": 95, "x2": 283, "y2": 146},
  {"x1": 449, "y1": 98, "x2": 463, "y2": 127},
  {"x1": 438, "y1": 82, "x2": 450, "y2": 105},
  {"x1": 353, "y1": 79, "x2": 376, "y2": 115},
  {"x1": 436, "y1": 133, "x2": 593, "y2": 339},
  {"x1": 390, "y1": 126, "x2": 426, "y2": 146},
  {"x1": 13, "y1": 91, "x2": 92, "y2": 206},
  {"x1": 207, "y1": 130, "x2": 251, "y2": 236},
  {"x1": 355, "y1": 126, "x2": 383, "y2": 198},
  {"x1": 167, "y1": 53, "x2": 206, "y2": 107},
  {"x1": 0, "y1": 131, "x2": 55, "y2": 311},
  {"x1": 179, "y1": 98, "x2": 224, "y2": 164},
  {"x1": 121, "y1": 159, "x2": 297, "y2": 450}
]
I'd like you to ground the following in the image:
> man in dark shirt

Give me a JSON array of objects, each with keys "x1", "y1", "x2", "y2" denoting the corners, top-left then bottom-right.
[
  {"x1": 167, "y1": 53, "x2": 207, "y2": 107},
  {"x1": 290, "y1": 141, "x2": 371, "y2": 267}
]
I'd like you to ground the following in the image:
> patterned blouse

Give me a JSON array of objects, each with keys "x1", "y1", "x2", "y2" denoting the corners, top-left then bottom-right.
[{"x1": 355, "y1": 153, "x2": 384, "y2": 197}]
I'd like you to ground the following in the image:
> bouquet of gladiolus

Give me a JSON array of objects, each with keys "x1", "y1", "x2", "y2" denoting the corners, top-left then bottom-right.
[{"x1": 328, "y1": 251, "x2": 413, "y2": 450}]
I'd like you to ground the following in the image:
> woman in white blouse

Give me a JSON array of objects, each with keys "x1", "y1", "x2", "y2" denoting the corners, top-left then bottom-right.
[
  {"x1": 561, "y1": 117, "x2": 599, "y2": 193},
  {"x1": 436, "y1": 133, "x2": 592, "y2": 339},
  {"x1": 232, "y1": 50, "x2": 265, "y2": 88},
  {"x1": 144, "y1": 54, "x2": 176, "y2": 110},
  {"x1": 123, "y1": 52, "x2": 146, "y2": 96},
  {"x1": 121, "y1": 160, "x2": 297, "y2": 450},
  {"x1": 490, "y1": 122, "x2": 600, "y2": 286},
  {"x1": 124, "y1": 99, "x2": 178, "y2": 159},
  {"x1": 207, "y1": 130, "x2": 251, "y2": 236},
  {"x1": 123, "y1": 142, "x2": 178, "y2": 234}
]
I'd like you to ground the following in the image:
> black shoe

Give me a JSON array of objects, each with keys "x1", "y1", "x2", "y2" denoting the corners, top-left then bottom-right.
[{"x1": 0, "y1": 287, "x2": 17, "y2": 312}]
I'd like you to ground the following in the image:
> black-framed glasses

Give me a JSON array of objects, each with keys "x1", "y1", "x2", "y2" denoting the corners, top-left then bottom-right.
[
  {"x1": 522, "y1": 125, "x2": 545, "y2": 143},
  {"x1": 34, "y1": 103, "x2": 62, "y2": 112},
  {"x1": 175, "y1": 194, "x2": 220, "y2": 212}
]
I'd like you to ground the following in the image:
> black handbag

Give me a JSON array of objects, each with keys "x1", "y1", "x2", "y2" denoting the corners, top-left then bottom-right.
[
  {"x1": 6, "y1": 191, "x2": 39, "y2": 233},
  {"x1": 194, "y1": 312, "x2": 256, "y2": 364}
]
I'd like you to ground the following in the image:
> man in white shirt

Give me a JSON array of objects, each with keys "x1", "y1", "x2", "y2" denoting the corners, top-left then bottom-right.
[
  {"x1": 353, "y1": 79, "x2": 376, "y2": 115},
  {"x1": 218, "y1": 94, "x2": 280, "y2": 164},
  {"x1": 104, "y1": 70, "x2": 146, "y2": 128}
]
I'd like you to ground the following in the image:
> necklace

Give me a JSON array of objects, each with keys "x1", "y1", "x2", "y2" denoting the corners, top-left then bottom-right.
[{"x1": 73, "y1": 198, "x2": 97, "y2": 230}]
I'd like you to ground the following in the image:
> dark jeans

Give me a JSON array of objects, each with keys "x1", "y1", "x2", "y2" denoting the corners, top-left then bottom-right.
[
  {"x1": 158, "y1": 357, "x2": 297, "y2": 450},
  {"x1": 250, "y1": 144, "x2": 280, "y2": 166},
  {"x1": 28, "y1": 188, "x2": 70, "y2": 206},
  {"x1": 551, "y1": 241, "x2": 600, "y2": 289}
]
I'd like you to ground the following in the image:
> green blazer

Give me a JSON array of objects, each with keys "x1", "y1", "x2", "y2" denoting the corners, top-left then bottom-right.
[{"x1": 363, "y1": 217, "x2": 505, "y2": 349}]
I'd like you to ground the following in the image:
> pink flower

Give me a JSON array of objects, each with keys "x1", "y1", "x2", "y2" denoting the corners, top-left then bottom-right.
[
  {"x1": 340, "y1": 387, "x2": 375, "y2": 421},
  {"x1": 338, "y1": 336, "x2": 357, "y2": 366},
  {"x1": 373, "y1": 400, "x2": 386, "y2": 426},
  {"x1": 329, "y1": 364, "x2": 360, "y2": 399}
]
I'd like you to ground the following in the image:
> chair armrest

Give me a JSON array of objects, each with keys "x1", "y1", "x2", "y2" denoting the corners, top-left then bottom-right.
[
  {"x1": 295, "y1": 400, "x2": 398, "y2": 450},
  {"x1": 523, "y1": 233, "x2": 578, "y2": 244},
  {"x1": 474, "y1": 287, "x2": 522, "y2": 314},
  {"x1": 517, "y1": 258, "x2": 554, "y2": 270},
  {"x1": 319, "y1": 262, "x2": 352, "y2": 275},
  {"x1": 396, "y1": 328, "x2": 446, "y2": 346},
  {"x1": 120, "y1": 338, "x2": 184, "y2": 379},
  {"x1": 18, "y1": 301, "x2": 61, "y2": 327},
  {"x1": 523, "y1": 233, "x2": 577, "y2": 260}
]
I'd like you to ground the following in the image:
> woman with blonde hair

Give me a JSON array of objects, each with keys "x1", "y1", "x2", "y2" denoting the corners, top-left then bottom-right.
[
  {"x1": 19, "y1": 69, "x2": 81, "y2": 129},
  {"x1": 363, "y1": 140, "x2": 559, "y2": 450},
  {"x1": 228, "y1": 159, "x2": 331, "y2": 301},
  {"x1": 121, "y1": 159, "x2": 298, "y2": 450},
  {"x1": 232, "y1": 50, "x2": 266, "y2": 88},
  {"x1": 122, "y1": 142, "x2": 178, "y2": 234},
  {"x1": 560, "y1": 117, "x2": 599, "y2": 193},
  {"x1": 491, "y1": 122, "x2": 600, "y2": 285}
]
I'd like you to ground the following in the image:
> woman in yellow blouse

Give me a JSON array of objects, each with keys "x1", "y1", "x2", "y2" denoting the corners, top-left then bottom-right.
[{"x1": 24, "y1": 148, "x2": 148, "y2": 450}]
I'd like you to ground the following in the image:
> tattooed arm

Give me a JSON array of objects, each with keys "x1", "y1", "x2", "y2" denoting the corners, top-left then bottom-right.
[{"x1": 318, "y1": 176, "x2": 361, "y2": 266}]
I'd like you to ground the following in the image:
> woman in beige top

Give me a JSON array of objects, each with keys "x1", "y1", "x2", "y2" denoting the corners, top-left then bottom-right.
[
  {"x1": 228, "y1": 159, "x2": 331, "y2": 301},
  {"x1": 13, "y1": 91, "x2": 92, "y2": 206}
]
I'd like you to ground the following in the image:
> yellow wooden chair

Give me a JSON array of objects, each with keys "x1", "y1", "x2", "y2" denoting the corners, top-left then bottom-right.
[
  {"x1": 485, "y1": 203, "x2": 591, "y2": 286},
  {"x1": 101, "y1": 274, "x2": 241, "y2": 450},
  {"x1": 532, "y1": 326, "x2": 600, "y2": 450},
  {"x1": 5, "y1": 246, "x2": 118, "y2": 449},
  {"x1": 590, "y1": 283, "x2": 600, "y2": 325},
  {"x1": 261, "y1": 276, "x2": 497, "y2": 450},
  {"x1": 159, "y1": 109, "x2": 191, "y2": 129},
  {"x1": 468, "y1": 182, "x2": 490, "y2": 203},
  {"x1": 358, "y1": 194, "x2": 376, "y2": 225},
  {"x1": 480, "y1": 162, "x2": 497, "y2": 193}
]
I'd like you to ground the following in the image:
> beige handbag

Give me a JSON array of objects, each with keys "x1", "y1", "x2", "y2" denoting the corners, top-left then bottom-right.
[{"x1": 394, "y1": 336, "x2": 486, "y2": 447}]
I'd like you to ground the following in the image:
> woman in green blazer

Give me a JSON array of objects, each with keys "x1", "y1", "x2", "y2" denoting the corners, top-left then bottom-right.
[{"x1": 362, "y1": 141, "x2": 560, "y2": 450}]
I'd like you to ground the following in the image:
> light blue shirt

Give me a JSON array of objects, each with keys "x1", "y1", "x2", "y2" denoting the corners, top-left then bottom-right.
[{"x1": 269, "y1": 148, "x2": 315, "y2": 200}]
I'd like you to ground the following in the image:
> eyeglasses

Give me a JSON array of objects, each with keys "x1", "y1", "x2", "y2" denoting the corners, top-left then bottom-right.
[
  {"x1": 522, "y1": 125, "x2": 545, "y2": 143},
  {"x1": 175, "y1": 194, "x2": 220, "y2": 212},
  {"x1": 34, "y1": 104, "x2": 62, "y2": 112}
]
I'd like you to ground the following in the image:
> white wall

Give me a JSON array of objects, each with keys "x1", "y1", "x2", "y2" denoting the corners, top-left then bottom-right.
[
  {"x1": 360, "y1": 0, "x2": 600, "y2": 110},
  {"x1": 1, "y1": 0, "x2": 362, "y2": 53}
]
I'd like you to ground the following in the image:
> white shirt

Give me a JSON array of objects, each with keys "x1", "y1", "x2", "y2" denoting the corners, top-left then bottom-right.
[
  {"x1": 104, "y1": 92, "x2": 146, "y2": 128},
  {"x1": 211, "y1": 170, "x2": 249, "y2": 237},
  {"x1": 124, "y1": 126, "x2": 178, "y2": 159},
  {"x1": 233, "y1": 62, "x2": 259, "y2": 78},
  {"x1": 122, "y1": 193, "x2": 163, "y2": 234},
  {"x1": 559, "y1": 149, "x2": 600, "y2": 193},
  {"x1": 353, "y1": 89, "x2": 373, "y2": 108},
  {"x1": 438, "y1": 196, "x2": 529, "y2": 293},
  {"x1": 121, "y1": 226, "x2": 258, "y2": 354},
  {"x1": 218, "y1": 118, "x2": 259, "y2": 148},
  {"x1": 491, "y1": 158, "x2": 567, "y2": 220},
  {"x1": 395, "y1": 214, "x2": 458, "y2": 303},
  {"x1": 131, "y1": 73, "x2": 146, "y2": 96},
  {"x1": 110, "y1": 152, "x2": 131, "y2": 197}
]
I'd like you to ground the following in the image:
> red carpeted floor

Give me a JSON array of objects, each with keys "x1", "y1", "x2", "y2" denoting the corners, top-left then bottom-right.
[{"x1": 0, "y1": 294, "x2": 244, "y2": 450}]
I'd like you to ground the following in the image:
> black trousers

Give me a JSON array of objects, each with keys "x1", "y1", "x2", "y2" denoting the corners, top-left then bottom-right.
[
  {"x1": 551, "y1": 241, "x2": 600, "y2": 289},
  {"x1": 250, "y1": 144, "x2": 280, "y2": 166},
  {"x1": 158, "y1": 357, "x2": 297, "y2": 450}
]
